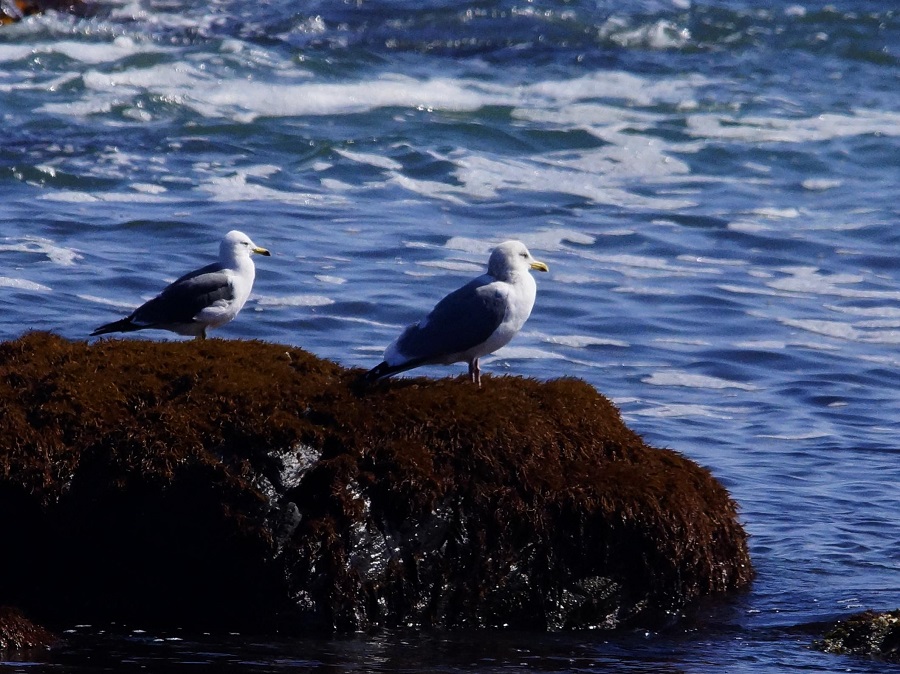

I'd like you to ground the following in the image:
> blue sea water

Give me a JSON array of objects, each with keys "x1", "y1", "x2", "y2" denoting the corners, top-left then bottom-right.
[{"x1": 1, "y1": 0, "x2": 899, "y2": 671}]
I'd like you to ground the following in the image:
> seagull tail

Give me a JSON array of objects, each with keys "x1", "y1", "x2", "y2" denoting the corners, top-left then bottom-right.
[
  {"x1": 90, "y1": 317, "x2": 140, "y2": 337},
  {"x1": 362, "y1": 359, "x2": 426, "y2": 383}
]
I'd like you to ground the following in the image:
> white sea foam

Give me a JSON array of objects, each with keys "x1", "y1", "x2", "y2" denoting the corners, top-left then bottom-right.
[
  {"x1": 643, "y1": 372, "x2": 757, "y2": 391},
  {"x1": 77, "y1": 294, "x2": 135, "y2": 310},
  {"x1": 417, "y1": 259, "x2": 483, "y2": 273},
  {"x1": 534, "y1": 230, "x2": 596, "y2": 247},
  {"x1": 541, "y1": 334, "x2": 629, "y2": 349},
  {"x1": 776, "y1": 317, "x2": 861, "y2": 341},
  {"x1": 320, "y1": 178, "x2": 354, "y2": 192},
  {"x1": 59, "y1": 37, "x2": 156, "y2": 64},
  {"x1": 389, "y1": 174, "x2": 470, "y2": 205},
  {"x1": 490, "y1": 345, "x2": 567, "y2": 361},
  {"x1": 767, "y1": 266, "x2": 863, "y2": 293},
  {"x1": 551, "y1": 273, "x2": 604, "y2": 284},
  {"x1": 853, "y1": 319, "x2": 900, "y2": 329},
  {"x1": 41, "y1": 190, "x2": 171, "y2": 204},
  {"x1": 766, "y1": 267, "x2": 900, "y2": 301},
  {"x1": 824, "y1": 305, "x2": 900, "y2": 318},
  {"x1": 444, "y1": 237, "x2": 491, "y2": 255},
  {"x1": 630, "y1": 403, "x2": 750, "y2": 419},
  {"x1": 39, "y1": 98, "x2": 114, "y2": 117},
  {"x1": 718, "y1": 284, "x2": 800, "y2": 299},
  {"x1": 802, "y1": 178, "x2": 843, "y2": 191},
  {"x1": 0, "y1": 36, "x2": 155, "y2": 67},
  {"x1": 540, "y1": 136, "x2": 692, "y2": 179},
  {"x1": 0, "y1": 237, "x2": 81, "y2": 266},
  {"x1": 315, "y1": 275, "x2": 347, "y2": 285},
  {"x1": 676, "y1": 255, "x2": 747, "y2": 267},
  {"x1": 587, "y1": 253, "x2": 714, "y2": 278},
  {"x1": 176, "y1": 71, "x2": 487, "y2": 121},
  {"x1": 733, "y1": 340, "x2": 788, "y2": 350},
  {"x1": 40, "y1": 191, "x2": 101, "y2": 203},
  {"x1": 613, "y1": 285, "x2": 680, "y2": 296},
  {"x1": 32, "y1": 61, "x2": 710, "y2": 210},
  {"x1": 598, "y1": 18, "x2": 692, "y2": 50},
  {"x1": 654, "y1": 338, "x2": 713, "y2": 347},
  {"x1": 67, "y1": 62, "x2": 707, "y2": 138},
  {"x1": 451, "y1": 151, "x2": 695, "y2": 210},
  {"x1": 131, "y1": 183, "x2": 167, "y2": 194},
  {"x1": 776, "y1": 317, "x2": 900, "y2": 345},
  {"x1": 335, "y1": 149, "x2": 403, "y2": 171},
  {"x1": 752, "y1": 207, "x2": 801, "y2": 219},
  {"x1": 0, "y1": 277, "x2": 52, "y2": 292},
  {"x1": 199, "y1": 172, "x2": 334, "y2": 206},
  {"x1": 687, "y1": 109, "x2": 900, "y2": 143},
  {"x1": 254, "y1": 294, "x2": 335, "y2": 308},
  {"x1": 514, "y1": 102, "x2": 658, "y2": 129},
  {"x1": 0, "y1": 45, "x2": 34, "y2": 63},
  {"x1": 727, "y1": 221, "x2": 773, "y2": 233},
  {"x1": 523, "y1": 71, "x2": 707, "y2": 108},
  {"x1": 445, "y1": 230, "x2": 592, "y2": 257}
]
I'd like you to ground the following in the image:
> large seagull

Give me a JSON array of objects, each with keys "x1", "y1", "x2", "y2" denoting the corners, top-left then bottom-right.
[
  {"x1": 366, "y1": 240, "x2": 549, "y2": 387},
  {"x1": 91, "y1": 230, "x2": 270, "y2": 340}
]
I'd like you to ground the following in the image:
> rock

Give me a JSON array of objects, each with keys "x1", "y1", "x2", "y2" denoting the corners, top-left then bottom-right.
[
  {"x1": 0, "y1": 606, "x2": 55, "y2": 650},
  {"x1": 815, "y1": 610, "x2": 900, "y2": 662},
  {"x1": 0, "y1": 332, "x2": 753, "y2": 632},
  {"x1": 0, "y1": 0, "x2": 85, "y2": 25}
]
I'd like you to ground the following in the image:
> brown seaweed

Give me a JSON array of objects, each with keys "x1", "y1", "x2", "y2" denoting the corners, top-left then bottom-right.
[{"x1": 0, "y1": 332, "x2": 753, "y2": 633}]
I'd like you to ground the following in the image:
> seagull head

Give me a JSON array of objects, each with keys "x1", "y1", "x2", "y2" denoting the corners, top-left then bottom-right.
[
  {"x1": 488, "y1": 240, "x2": 549, "y2": 281},
  {"x1": 221, "y1": 230, "x2": 271, "y2": 263}
]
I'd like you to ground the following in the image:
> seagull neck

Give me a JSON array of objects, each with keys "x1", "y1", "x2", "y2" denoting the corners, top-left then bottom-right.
[
  {"x1": 221, "y1": 251, "x2": 254, "y2": 272},
  {"x1": 496, "y1": 268, "x2": 524, "y2": 284}
]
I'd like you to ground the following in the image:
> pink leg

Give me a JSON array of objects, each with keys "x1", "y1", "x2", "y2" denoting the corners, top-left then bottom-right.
[{"x1": 468, "y1": 359, "x2": 481, "y2": 387}]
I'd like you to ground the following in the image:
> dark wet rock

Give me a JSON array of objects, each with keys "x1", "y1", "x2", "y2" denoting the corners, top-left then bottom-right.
[
  {"x1": 815, "y1": 610, "x2": 900, "y2": 663},
  {"x1": 0, "y1": 606, "x2": 56, "y2": 650},
  {"x1": 0, "y1": 332, "x2": 753, "y2": 633},
  {"x1": 0, "y1": 0, "x2": 85, "y2": 24}
]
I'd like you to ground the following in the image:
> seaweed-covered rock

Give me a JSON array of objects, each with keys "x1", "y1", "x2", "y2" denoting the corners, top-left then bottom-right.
[
  {"x1": 0, "y1": 607, "x2": 55, "y2": 650},
  {"x1": 0, "y1": 332, "x2": 753, "y2": 632},
  {"x1": 815, "y1": 610, "x2": 900, "y2": 663}
]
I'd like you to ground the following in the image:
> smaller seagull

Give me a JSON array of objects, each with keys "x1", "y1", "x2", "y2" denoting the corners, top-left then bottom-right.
[
  {"x1": 90, "y1": 230, "x2": 270, "y2": 340},
  {"x1": 365, "y1": 240, "x2": 549, "y2": 387}
]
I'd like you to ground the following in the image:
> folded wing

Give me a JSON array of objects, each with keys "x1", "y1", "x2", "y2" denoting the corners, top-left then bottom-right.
[
  {"x1": 131, "y1": 264, "x2": 234, "y2": 328},
  {"x1": 392, "y1": 277, "x2": 506, "y2": 363}
]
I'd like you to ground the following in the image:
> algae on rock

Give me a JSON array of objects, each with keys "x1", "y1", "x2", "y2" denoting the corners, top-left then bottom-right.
[
  {"x1": 0, "y1": 332, "x2": 753, "y2": 632},
  {"x1": 0, "y1": 606, "x2": 55, "y2": 650},
  {"x1": 816, "y1": 610, "x2": 900, "y2": 663}
]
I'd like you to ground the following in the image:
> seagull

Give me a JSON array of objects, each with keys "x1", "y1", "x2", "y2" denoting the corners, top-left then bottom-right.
[
  {"x1": 365, "y1": 240, "x2": 549, "y2": 387},
  {"x1": 90, "y1": 230, "x2": 270, "y2": 340}
]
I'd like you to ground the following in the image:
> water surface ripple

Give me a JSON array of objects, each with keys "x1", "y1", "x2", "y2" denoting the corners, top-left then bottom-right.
[{"x1": 1, "y1": 1, "x2": 898, "y2": 672}]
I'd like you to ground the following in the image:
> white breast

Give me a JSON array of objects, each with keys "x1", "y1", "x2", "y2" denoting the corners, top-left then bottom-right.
[{"x1": 459, "y1": 272, "x2": 536, "y2": 362}]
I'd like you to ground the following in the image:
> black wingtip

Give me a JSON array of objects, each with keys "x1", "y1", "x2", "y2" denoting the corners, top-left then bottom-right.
[
  {"x1": 362, "y1": 361, "x2": 393, "y2": 383},
  {"x1": 90, "y1": 318, "x2": 138, "y2": 337},
  {"x1": 361, "y1": 358, "x2": 431, "y2": 386}
]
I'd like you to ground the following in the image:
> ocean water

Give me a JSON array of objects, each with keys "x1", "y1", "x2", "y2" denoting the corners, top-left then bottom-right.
[{"x1": 1, "y1": 0, "x2": 898, "y2": 671}]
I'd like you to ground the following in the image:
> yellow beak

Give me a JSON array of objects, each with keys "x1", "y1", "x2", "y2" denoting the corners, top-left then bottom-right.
[
  {"x1": 530, "y1": 260, "x2": 549, "y2": 272},
  {"x1": 253, "y1": 246, "x2": 271, "y2": 257}
]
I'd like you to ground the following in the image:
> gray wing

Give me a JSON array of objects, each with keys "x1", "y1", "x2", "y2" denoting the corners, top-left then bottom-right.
[
  {"x1": 395, "y1": 276, "x2": 506, "y2": 361},
  {"x1": 131, "y1": 263, "x2": 234, "y2": 327}
]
